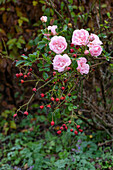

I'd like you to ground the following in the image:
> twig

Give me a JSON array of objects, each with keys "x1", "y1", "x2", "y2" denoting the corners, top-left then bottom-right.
[
  {"x1": 98, "y1": 139, "x2": 113, "y2": 146},
  {"x1": 45, "y1": 0, "x2": 67, "y2": 25},
  {"x1": 64, "y1": 0, "x2": 76, "y2": 29}
]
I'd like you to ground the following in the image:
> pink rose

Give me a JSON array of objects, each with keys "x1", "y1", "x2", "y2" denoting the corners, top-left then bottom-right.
[
  {"x1": 84, "y1": 50, "x2": 89, "y2": 55},
  {"x1": 52, "y1": 54, "x2": 71, "y2": 72},
  {"x1": 72, "y1": 29, "x2": 89, "y2": 46},
  {"x1": 40, "y1": 16, "x2": 47, "y2": 22},
  {"x1": 87, "y1": 33, "x2": 102, "y2": 47},
  {"x1": 77, "y1": 57, "x2": 89, "y2": 75},
  {"x1": 89, "y1": 45, "x2": 102, "y2": 57},
  {"x1": 48, "y1": 25, "x2": 57, "y2": 35},
  {"x1": 49, "y1": 36, "x2": 67, "y2": 54}
]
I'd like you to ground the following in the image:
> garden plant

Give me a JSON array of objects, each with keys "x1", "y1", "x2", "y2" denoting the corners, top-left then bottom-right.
[{"x1": 0, "y1": 0, "x2": 113, "y2": 169}]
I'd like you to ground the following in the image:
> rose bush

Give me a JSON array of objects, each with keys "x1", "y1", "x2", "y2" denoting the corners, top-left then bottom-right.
[{"x1": 13, "y1": 14, "x2": 112, "y2": 137}]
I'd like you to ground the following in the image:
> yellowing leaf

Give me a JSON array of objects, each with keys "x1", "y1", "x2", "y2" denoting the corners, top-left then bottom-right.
[
  {"x1": 10, "y1": 121, "x2": 16, "y2": 129},
  {"x1": 2, "y1": 13, "x2": 7, "y2": 23},
  {"x1": 33, "y1": 1, "x2": 38, "y2": 6},
  {"x1": 18, "y1": 19, "x2": 23, "y2": 26}
]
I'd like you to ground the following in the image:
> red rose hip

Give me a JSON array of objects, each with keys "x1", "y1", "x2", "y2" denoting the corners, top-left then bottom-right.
[
  {"x1": 40, "y1": 105, "x2": 44, "y2": 109},
  {"x1": 51, "y1": 121, "x2": 55, "y2": 126},
  {"x1": 70, "y1": 49, "x2": 74, "y2": 53},
  {"x1": 13, "y1": 113, "x2": 17, "y2": 118},
  {"x1": 51, "y1": 97, "x2": 54, "y2": 101},
  {"x1": 61, "y1": 87, "x2": 65, "y2": 90},
  {"x1": 74, "y1": 130, "x2": 78, "y2": 135},
  {"x1": 77, "y1": 125, "x2": 80, "y2": 129},
  {"x1": 24, "y1": 111, "x2": 28, "y2": 116},
  {"x1": 70, "y1": 129, "x2": 73, "y2": 132},
  {"x1": 56, "y1": 98, "x2": 59, "y2": 102},
  {"x1": 57, "y1": 130, "x2": 62, "y2": 134},
  {"x1": 79, "y1": 129, "x2": 83, "y2": 132},
  {"x1": 40, "y1": 93, "x2": 45, "y2": 98}
]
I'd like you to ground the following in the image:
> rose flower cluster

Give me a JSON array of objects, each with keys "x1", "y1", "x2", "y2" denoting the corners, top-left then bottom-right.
[{"x1": 46, "y1": 27, "x2": 103, "y2": 75}]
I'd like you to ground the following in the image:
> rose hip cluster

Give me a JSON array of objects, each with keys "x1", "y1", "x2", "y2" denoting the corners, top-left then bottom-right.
[
  {"x1": 15, "y1": 67, "x2": 32, "y2": 84},
  {"x1": 13, "y1": 111, "x2": 28, "y2": 118},
  {"x1": 51, "y1": 120, "x2": 83, "y2": 135},
  {"x1": 39, "y1": 90, "x2": 67, "y2": 110}
]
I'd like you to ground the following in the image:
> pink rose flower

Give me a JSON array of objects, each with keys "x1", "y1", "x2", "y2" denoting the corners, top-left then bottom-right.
[
  {"x1": 49, "y1": 36, "x2": 67, "y2": 54},
  {"x1": 48, "y1": 25, "x2": 57, "y2": 35},
  {"x1": 84, "y1": 50, "x2": 89, "y2": 55},
  {"x1": 87, "y1": 33, "x2": 103, "y2": 47},
  {"x1": 40, "y1": 16, "x2": 47, "y2": 22},
  {"x1": 77, "y1": 57, "x2": 89, "y2": 75},
  {"x1": 72, "y1": 29, "x2": 89, "y2": 46},
  {"x1": 52, "y1": 54, "x2": 71, "y2": 72},
  {"x1": 89, "y1": 45, "x2": 102, "y2": 57}
]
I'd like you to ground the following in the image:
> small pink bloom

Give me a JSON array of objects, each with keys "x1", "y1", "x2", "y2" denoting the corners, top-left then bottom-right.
[
  {"x1": 48, "y1": 25, "x2": 57, "y2": 35},
  {"x1": 72, "y1": 29, "x2": 89, "y2": 46},
  {"x1": 84, "y1": 50, "x2": 89, "y2": 55},
  {"x1": 89, "y1": 45, "x2": 102, "y2": 57},
  {"x1": 40, "y1": 16, "x2": 47, "y2": 22},
  {"x1": 87, "y1": 33, "x2": 103, "y2": 47},
  {"x1": 52, "y1": 54, "x2": 71, "y2": 72},
  {"x1": 49, "y1": 36, "x2": 67, "y2": 54},
  {"x1": 77, "y1": 57, "x2": 89, "y2": 75},
  {"x1": 43, "y1": 33, "x2": 50, "y2": 40}
]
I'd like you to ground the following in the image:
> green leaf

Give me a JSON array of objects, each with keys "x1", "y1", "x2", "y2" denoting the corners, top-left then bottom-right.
[
  {"x1": 29, "y1": 40, "x2": 34, "y2": 46},
  {"x1": 24, "y1": 62, "x2": 32, "y2": 66},
  {"x1": 72, "y1": 60, "x2": 77, "y2": 71},
  {"x1": 18, "y1": 38, "x2": 25, "y2": 44},
  {"x1": 56, "y1": 145, "x2": 63, "y2": 153},
  {"x1": 20, "y1": 16, "x2": 29, "y2": 22},
  {"x1": 54, "y1": 159, "x2": 68, "y2": 169},
  {"x1": 16, "y1": 60, "x2": 24, "y2": 66},
  {"x1": 68, "y1": 104, "x2": 73, "y2": 111},
  {"x1": 37, "y1": 41, "x2": 46, "y2": 49},
  {"x1": 16, "y1": 42, "x2": 22, "y2": 49},
  {"x1": 107, "y1": 12, "x2": 111, "y2": 18},
  {"x1": 27, "y1": 158, "x2": 33, "y2": 166},
  {"x1": 7, "y1": 38, "x2": 17, "y2": 45},
  {"x1": 21, "y1": 55, "x2": 28, "y2": 59},
  {"x1": 29, "y1": 53, "x2": 37, "y2": 62},
  {"x1": 72, "y1": 95, "x2": 77, "y2": 99},
  {"x1": 43, "y1": 72, "x2": 49, "y2": 80},
  {"x1": 43, "y1": 67, "x2": 50, "y2": 72},
  {"x1": 63, "y1": 25, "x2": 67, "y2": 31},
  {"x1": 39, "y1": 0, "x2": 46, "y2": 4},
  {"x1": 14, "y1": 157, "x2": 21, "y2": 165},
  {"x1": 71, "y1": 12, "x2": 75, "y2": 17},
  {"x1": 34, "y1": 37, "x2": 39, "y2": 45}
]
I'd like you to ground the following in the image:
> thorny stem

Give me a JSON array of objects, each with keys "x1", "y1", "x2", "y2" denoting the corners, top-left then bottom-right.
[
  {"x1": 2, "y1": 38, "x2": 8, "y2": 56},
  {"x1": 45, "y1": 0, "x2": 67, "y2": 25},
  {"x1": 52, "y1": 78, "x2": 79, "y2": 115},
  {"x1": 64, "y1": 0, "x2": 76, "y2": 29},
  {"x1": 16, "y1": 77, "x2": 55, "y2": 113}
]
